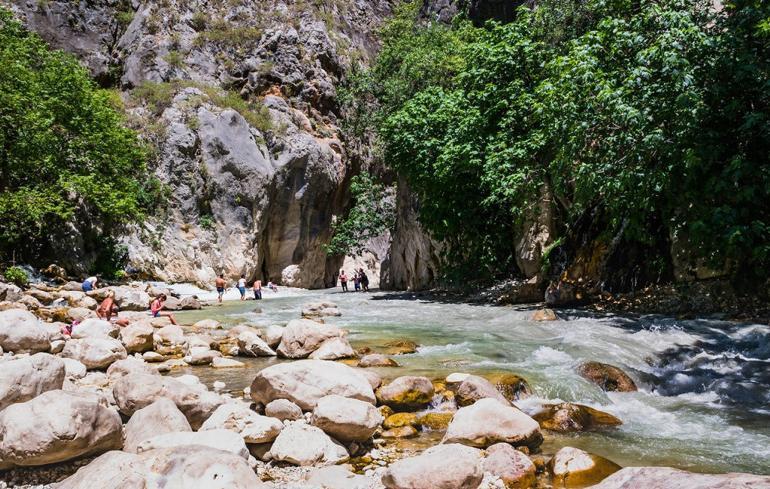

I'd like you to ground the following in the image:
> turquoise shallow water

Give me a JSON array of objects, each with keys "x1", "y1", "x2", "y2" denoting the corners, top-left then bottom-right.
[{"x1": 171, "y1": 287, "x2": 770, "y2": 475}]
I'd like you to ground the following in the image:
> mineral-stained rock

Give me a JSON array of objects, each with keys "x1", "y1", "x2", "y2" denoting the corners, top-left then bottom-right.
[
  {"x1": 577, "y1": 362, "x2": 637, "y2": 392},
  {"x1": 382, "y1": 339, "x2": 418, "y2": 355},
  {"x1": 382, "y1": 426, "x2": 419, "y2": 439},
  {"x1": 359, "y1": 353, "x2": 399, "y2": 367},
  {"x1": 123, "y1": 398, "x2": 192, "y2": 453},
  {"x1": 417, "y1": 412, "x2": 454, "y2": 431},
  {"x1": 548, "y1": 447, "x2": 621, "y2": 487},
  {"x1": 532, "y1": 403, "x2": 622, "y2": 432},
  {"x1": 269, "y1": 422, "x2": 349, "y2": 466},
  {"x1": 531, "y1": 308, "x2": 558, "y2": 321},
  {"x1": 376, "y1": 376, "x2": 435, "y2": 411},
  {"x1": 311, "y1": 394, "x2": 383, "y2": 442},
  {"x1": 383, "y1": 413, "x2": 418, "y2": 429}
]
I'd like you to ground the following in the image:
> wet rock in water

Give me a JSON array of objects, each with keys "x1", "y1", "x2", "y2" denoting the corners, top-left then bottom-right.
[
  {"x1": 382, "y1": 443, "x2": 483, "y2": 489},
  {"x1": 312, "y1": 394, "x2": 383, "y2": 442},
  {"x1": 0, "y1": 390, "x2": 122, "y2": 467},
  {"x1": 531, "y1": 308, "x2": 558, "y2": 321},
  {"x1": 120, "y1": 322, "x2": 154, "y2": 353},
  {"x1": 268, "y1": 422, "x2": 349, "y2": 466},
  {"x1": 193, "y1": 318, "x2": 222, "y2": 330},
  {"x1": 137, "y1": 429, "x2": 250, "y2": 461},
  {"x1": 200, "y1": 402, "x2": 283, "y2": 444},
  {"x1": 305, "y1": 465, "x2": 372, "y2": 489},
  {"x1": 0, "y1": 353, "x2": 65, "y2": 410},
  {"x1": 265, "y1": 398, "x2": 303, "y2": 421},
  {"x1": 382, "y1": 339, "x2": 419, "y2": 355},
  {"x1": 532, "y1": 403, "x2": 622, "y2": 432},
  {"x1": 443, "y1": 398, "x2": 543, "y2": 450},
  {"x1": 489, "y1": 373, "x2": 532, "y2": 401},
  {"x1": 61, "y1": 337, "x2": 127, "y2": 370},
  {"x1": 376, "y1": 376, "x2": 435, "y2": 411},
  {"x1": 309, "y1": 337, "x2": 357, "y2": 360},
  {"x1": 152, "y1": 325, "x2": 187, "y2": 356},
  {"x1": 446, "y1": 372, "x2": 471, "y2": 384},
  {"x1": 70, "y1": 318, "x2": 119, "y2": 339},
  {"x1": 123, "y1": 398, "x2": 192, "y2": 453},
  {"x1": 277, "y1": 318, "x2": 345, "y2": 359},
  {"x1": 359, "y1": 353, "x2": 400, "y2": 367},
  {"x1": 381, "y1": 425, "x2": 419, "y2": 439},
  {"x1": 483, "y1": 442, "x2": 536, "y2": 489},
  {"x1": 113, "y1": 372, "x2": 223, "y2": 429},
  {"x1": 577, "y1": 361, "x2": 637, "y2": 392},
  {"x1": 417, "y1": 412, "x2": 454, "y2": 431},
  {"x1": 250, "y1": 359, "x2": 375, "y2": 411},
  {"x1": 212, "y1": 356, "x2": 245, "y2": 368},
  {"x1": 587, "y1": 466, "x2": 770, "y2": 489},
  {"x1": 301, "y1": 301, "x2": 342, "y2": 318},
  {"x1": 57, "y1": 445, "x2": 269, "y2": 488},
  {"x1": 106, "y1": 357, "x2": 158, "y2": 379},
  {"x1": 179, "y1": 296, "x2": 202, "y2": 310},
  {"x1": 384, "y1": 412, "x2": 418, "y2": 429},
  {"x1": 142, "y1": 351, "x2": 165, "y2": 362},
  {"x1": 0, "y1": 308, "x2": 52, "y2": 353},
  {"x1": 548, "y1": 447, "x2": 621, "y2": 488},
  {"x1": 238, "y1": 330, "x2": 277, "y2": 357},
  {"x1": 454, "y1": 375, "x2": 510, "y2": 407}
]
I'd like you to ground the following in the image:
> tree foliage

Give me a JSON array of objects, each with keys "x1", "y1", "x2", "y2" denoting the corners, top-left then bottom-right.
[
  {"x1": 357, "y1": 0, "x2": 770, "y2": 285},
  {"x1": 0, "y1": 8, "x2": 160, "y2": 267}
]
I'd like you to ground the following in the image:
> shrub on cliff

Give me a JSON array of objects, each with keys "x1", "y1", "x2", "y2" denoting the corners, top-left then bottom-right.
[{"x1": 0, "y1": 8, "x2": 160, "y2": 267}]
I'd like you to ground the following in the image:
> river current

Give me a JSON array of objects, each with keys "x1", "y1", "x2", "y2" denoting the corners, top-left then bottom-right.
[{"x1": 170, "y1": 286, "x2": 770, "y2": 475}]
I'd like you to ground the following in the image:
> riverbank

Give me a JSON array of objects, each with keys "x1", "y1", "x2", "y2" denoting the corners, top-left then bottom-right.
[{"x1": 0, "y1": 280, "x2": 768, "y2": 488}]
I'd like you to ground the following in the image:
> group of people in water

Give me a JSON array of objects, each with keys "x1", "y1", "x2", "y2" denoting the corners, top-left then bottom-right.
[
  {"x1": 215, "y1": 274, "x2": 278, "y2": 303},
  {"x1": 338, "y1": 268, "x2": 370, "y2": 292}
]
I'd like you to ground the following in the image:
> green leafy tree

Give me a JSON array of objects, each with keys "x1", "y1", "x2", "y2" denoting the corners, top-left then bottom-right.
[{"x1": 0, "y1": 8, "x2": 159, "y2": 270}]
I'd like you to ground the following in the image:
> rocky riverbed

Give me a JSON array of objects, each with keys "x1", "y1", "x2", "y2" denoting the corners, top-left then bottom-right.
[{"x1": 0, "y1": 280, "x2": 768, "y2": 488}]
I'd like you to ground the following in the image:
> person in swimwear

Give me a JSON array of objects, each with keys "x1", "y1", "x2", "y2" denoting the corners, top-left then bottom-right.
[
  {"x1": 96, "y1": 290, "x2": 129, "y2": 326},
  {"x1": 215, "y1": 274, "x2": 227, "y2": 303},
  {"x1": 150, "y1": 294, "x2": 177, "y2": 325}
]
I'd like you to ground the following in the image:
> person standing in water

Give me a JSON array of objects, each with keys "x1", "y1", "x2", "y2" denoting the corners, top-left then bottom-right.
[
  {"x1": 353, "y1": 272, "x2": 361, "y2": 292},
  {"x1": 339, "y1": 270, "x2": 348, "y2": 292},
  {"x1": 359, "y1": 268, "x2": 369, "y2": 292},
  {"x1": 237, "y1": 274, "x2": 247, "y2": 301},
  {"x1": 253, "y1": 279, "x2": 262, "y2": 300},
  {"x1": 215, "y1": 274, "x2": 226, "y2": 303},
  {"x1": 150, "y1": 294, "x2": 178, "y2": 325}
]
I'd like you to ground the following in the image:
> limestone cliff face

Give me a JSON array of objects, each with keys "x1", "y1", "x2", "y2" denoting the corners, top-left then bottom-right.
[{"x1": 5, "y1": 0, "x2": 392, "y2": 287}]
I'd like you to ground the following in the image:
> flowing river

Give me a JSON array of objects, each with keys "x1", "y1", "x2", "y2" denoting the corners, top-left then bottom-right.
[{"x1": 170, "y1": 287, "x2": 770, "y2": 476}]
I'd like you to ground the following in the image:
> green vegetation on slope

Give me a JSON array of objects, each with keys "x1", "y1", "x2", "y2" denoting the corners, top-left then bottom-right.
[
  {"x1": 349, "y1": 0, "x2": 770, "y2": 287},
  {"x1": 0, "y1": 8, "x2": 160, "y2": 272}
]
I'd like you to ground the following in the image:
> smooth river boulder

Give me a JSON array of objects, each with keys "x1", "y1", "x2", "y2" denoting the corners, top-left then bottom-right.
[
  {"x1": 57, "y1": 446, "x2": 269, "y2": 489},
  {"x1": 123, "y1": 398, "x2": 192, "y2": 453},
  {"x1": 312, "y1": 394, "x2": 384, "y2": 442},
  {"x1": 483, "y1": 443, "x2": 537, "y2": 488},
  {"x1": 265, "y1": 399, "x2": 303, "y2": 421},
  {"x1": 587, "y1": 466, "x2": 770, "y2": 489},
  {"x1": 153, "y1": 324, "x2": 187, "y2": 355},
  {"x1": 533, "y1": 402, "x2": 622, "y2": 432},
  {"x1": 238, "y1": 330, "x2": 276, "y2": 357},
  {"x1": 376, "y1": 376, "x2": 435, "y2": 411},
  {"x1": 0, "y1": 308, "x2": 51, "y2": 353},
  {"x1": 105, "y1": 357, "x2": 158, "y2": 380},
  {"x1": 0, "y1": 390, "x2": 122, "y2": 466},
  {"x1": 71, "y1": 318, "x2": 119, "y2": 339},
  {"x1": 200, "y1": 402, "x2": 283, "y2": 444},
  {"x1": 359, "y1": 353, "x2": 399, "y2": 367},
  {"x1": 61, "y1": 337, "x2": 127, "y2": 370},
  {"x1": 301, "y1": 301, "x2": 342, "y2": 318},
  {"x1": 120, "y1": 322, "x2": 154, "y2": 353},
  {"x1": 443, "y1": 398, "x2": 543, "y2": 449},
  {"x1": 548, "y1": 447, "x2": 621, "y2": 487},
  {"x1": 309, "y1": 337, "x2": 356, "y2": 360},
  {"x1": 454, "y1": 375, "x2": 510, "y2": 407},
  {"x1": 382, "y1": 443, "x2": 484, "y2": 489},
  {"x1": 136, "y1": 429, "x2": 250, "y2": 461},
  {"x1": 276, "y1": 318, "x2": 344, "y2": 359},
  {"x1": 268, "y1": 422, "x2": 349, "y2": 466},
  {"x1": 0, "y1": 353, "x2": 65, "y2": 411},
  {"x1": 113, "y1": 372, "x2": 223, "y2": 429},
  {"x1": 250, "y1": 360, "x2": 375, "y2": 410}
]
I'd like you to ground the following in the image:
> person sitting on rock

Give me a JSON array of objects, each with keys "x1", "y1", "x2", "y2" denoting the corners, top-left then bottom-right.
[
  {"x1": 96, "y1": 290, "x2": 129, "y2": 326},
  {"x1": 150, "y1": 294, "x2": 177, "y2": 325},
  {"x1": 81, "y1": 276, "x2": 97, "y2": 292}
]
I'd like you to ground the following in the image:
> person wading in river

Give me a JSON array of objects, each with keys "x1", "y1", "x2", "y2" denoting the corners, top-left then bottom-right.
[
  {"x1": 237, "y1": 274, "x2": 247, "y2": 301},
  {"x1": 253, "y1": 278, "x2": 262, "y2": 300},
  {"x1": 215, "y1": 274, "x2": 226, "y2": 303},
  {"x1": 359, "y1": 268, "x2": 369, "y2": 292},
  {"x1": 339, "y1": 270, "x2": 348, "y2": 292}
]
